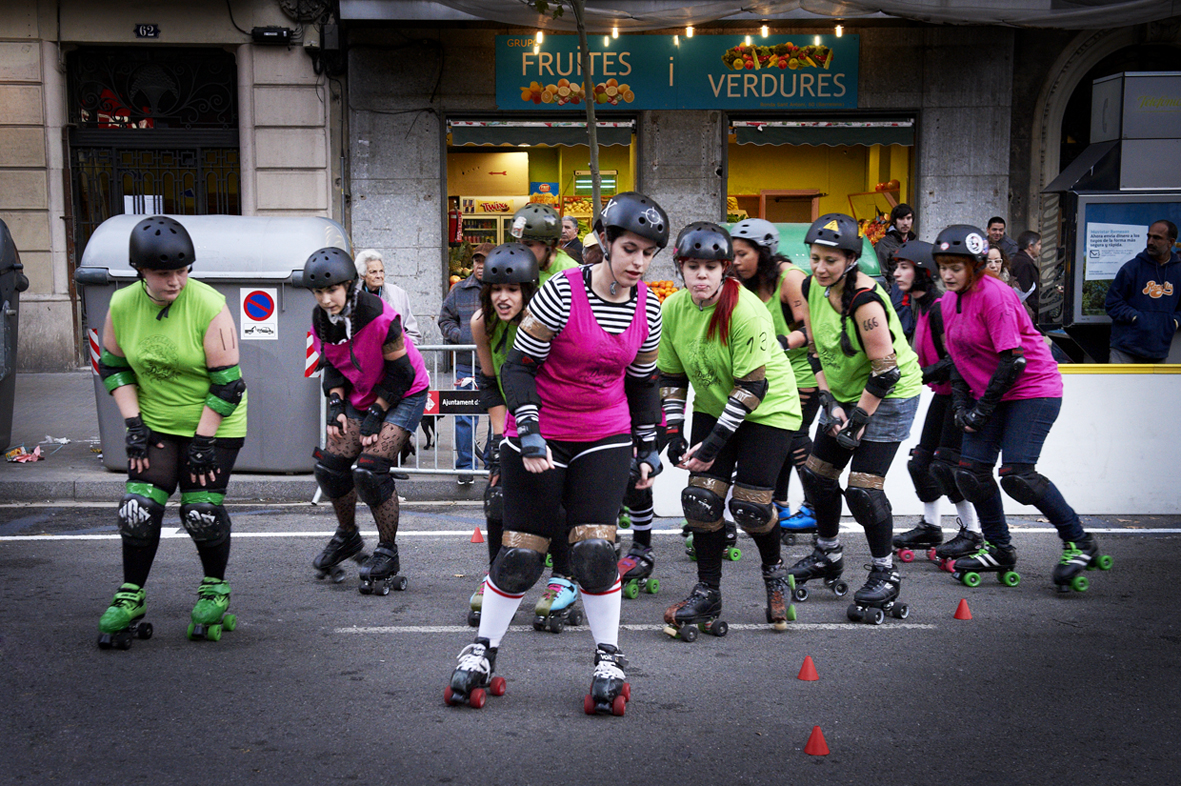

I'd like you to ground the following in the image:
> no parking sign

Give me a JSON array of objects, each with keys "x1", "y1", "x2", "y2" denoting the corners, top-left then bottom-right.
[{"x1": 240, "y1": 288, "x2": 278, "y2": 341}]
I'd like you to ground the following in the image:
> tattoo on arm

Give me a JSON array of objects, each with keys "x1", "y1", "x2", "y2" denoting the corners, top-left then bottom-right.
[{"x1": 862, "y1": 317, "x2": 880, "y2": 332}]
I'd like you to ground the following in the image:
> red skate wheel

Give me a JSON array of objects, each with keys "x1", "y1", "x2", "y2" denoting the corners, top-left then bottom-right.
[
  {"x1": 898, "y1": 549, "x2": 915, "y2": 563},
  {"x1": 621, "y1": 682, "x2": 631, "y2": 702},
  {"x1": 612, "y1": 694, "x2": 627, "y2": 716},
  {"x1": 489, "y1": 676, "x2": 506, "y2": 696},
  {"x1": 584, "y1": 694, "x2": 596, "y2": 715},
  {"x1": 469, "y1": 688, "x2": 486, "y2": 709},
  {"x1": 443, "y1": 686, "x2": 456, "y2": 706}
]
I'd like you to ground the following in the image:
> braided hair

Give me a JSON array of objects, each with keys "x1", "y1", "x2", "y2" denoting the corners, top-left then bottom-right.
[
  {"x1": 835, "y1": 254, "x2": 862, "y2": 358},
  {"x1": 312, "y1": 279, "x2": 364, "y2": 370}
]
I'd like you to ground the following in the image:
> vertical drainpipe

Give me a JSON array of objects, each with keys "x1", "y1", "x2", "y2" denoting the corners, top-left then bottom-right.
[{"x1": 237, "y1": 43, "x2": 256, "y2": 216}]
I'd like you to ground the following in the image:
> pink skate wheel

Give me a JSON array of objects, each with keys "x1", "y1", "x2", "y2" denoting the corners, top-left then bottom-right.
[{"x1": 898, "y1": 549, "x2": 915, "y2": 563}]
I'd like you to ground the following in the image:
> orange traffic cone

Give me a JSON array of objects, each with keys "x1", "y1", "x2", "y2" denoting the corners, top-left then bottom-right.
[
  {"x1": 954, "y1": 598, "x2": 972, "y2": 620},
  {"x1": 804, "y1": 726, "x2": 829, "y2": 756},
  {"x1": 471, "y1": 527, "x2": 485, "y2": 544},
  {"x1": 797, "y1": 656, "x2": 819, "y2": 681}
]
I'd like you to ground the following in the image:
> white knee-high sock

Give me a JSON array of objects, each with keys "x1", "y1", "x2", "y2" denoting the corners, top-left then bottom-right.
[
  {"x1": 955, "y1": 501, "x2": 980, "y2": 533},
  {"x1": 923, "y1": 500, "x2": 942, "y2": 527},
  {"x1": 579, "y1": 579, "x2": 622, "y2": 649},
  {"x1": 477, "y1": 577, "x2": 526, "y2": 649}
]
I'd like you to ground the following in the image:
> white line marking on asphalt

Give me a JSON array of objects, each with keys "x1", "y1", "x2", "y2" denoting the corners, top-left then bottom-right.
[
  {"x1": 334, "y1": 623, "x2": 937, "y2": 634},
  {"x1": 4, "y1": 527, "x2": 1179, "y2": 542}
]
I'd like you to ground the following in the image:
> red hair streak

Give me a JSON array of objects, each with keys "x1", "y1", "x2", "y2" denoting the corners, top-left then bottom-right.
[{"x1": 707, "y1": 277, "x2": 741, "y2": 345}]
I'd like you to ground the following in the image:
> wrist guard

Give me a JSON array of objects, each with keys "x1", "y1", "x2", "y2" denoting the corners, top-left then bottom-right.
[
  {"x1": 922, "y1": 356, "x2": 955, "y2": 386},
  {"x1": 515, "y1": 417, "x2": 547, "y2": 459},
  {"x1": 836, "y1": 406, "x2": 872, "y2": 450},
  {"x1": 360, "y1": 403, "x2": 387, "y2": 437},
  {"x1": 818, "y1": 390, "x2": 841, "y2": 420}
]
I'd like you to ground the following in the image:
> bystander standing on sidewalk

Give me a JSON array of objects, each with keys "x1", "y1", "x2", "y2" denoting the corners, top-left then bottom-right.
[{"x1": 439, "y1": 243, "x2": 490, "y2": 484}]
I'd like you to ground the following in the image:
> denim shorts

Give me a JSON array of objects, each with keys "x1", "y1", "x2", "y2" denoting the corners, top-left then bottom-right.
[
  {"x1": 346, "y1": 389, "x2": 429, "y2": 434},
  {"x1": 818, "y1": 394, "x2": 919, "y2": 443}
]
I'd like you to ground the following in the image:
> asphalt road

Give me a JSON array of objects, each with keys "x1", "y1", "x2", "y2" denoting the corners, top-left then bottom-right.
[{"x1": 2, "y1": 503, "x2": 1179, "y2": 785}]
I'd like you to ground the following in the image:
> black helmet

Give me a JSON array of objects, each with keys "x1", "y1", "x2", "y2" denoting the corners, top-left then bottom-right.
[
  {"x1": 674, "y1": 222, "x2": 733, "y2": 262},
  {"x1": 594, "y1": 192, "x2": 669, "y2": 249},
  {"x1": 510, "y1": 204, "x2": 561, "y2": 243},
  {"x1": 894, "y1": 240, "x2": 937, "y2": 282},
  {"x1": 301, "y1": 247, "x2": 357, "y2": 288},
  {"x1": 805, "y1": 213, "x2": 862, "y2": 258},
  {"x1": 934, "y1": 224, "x2": 990, "y2": 266},
  {"x1": 730, "y1": 218, "x2": 779, "y2": 255},
  {"x1": 482, "y1": 243, "x2": 540, "y2": 285},
  {"x1": 129, "y1": 216, "x2": 195, "y2": 271}
]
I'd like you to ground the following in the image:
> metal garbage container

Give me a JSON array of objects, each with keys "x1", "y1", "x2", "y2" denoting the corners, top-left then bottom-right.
[
  {"x1": 1, "y1": 219, "x2": 30, "y2": 452},
  {"x1": 75, "y1": 215, "x2": 349, "y2": 472}
]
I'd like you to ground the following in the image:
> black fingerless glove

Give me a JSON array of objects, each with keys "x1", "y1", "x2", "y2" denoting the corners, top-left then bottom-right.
[
  {"x1": 360, "y1": 403, "x2": 387, "y2": 437},
  {"x1": 487, "y1": 436, "x2": 502, "y2": 478},
  {"x1": 818, "y1": 390, "x2": 840, "y2": 420},
  {"x1": 956, "y1": 403, "x2": 993, "y2": 432},
  {"x1": 664, "y1": 422, "x2": 688, "y2": 466},
  {"x1": 186, "y1": 434, "x2": 219, "y2": 477},
  {"x1": 922, "y1": 356, "x2": 955, "y2": 386},
  {"x1": 124, "y1": 415, "x2": 150, "y2": 461},
  {"x1": 326, "y1": 392, "x2": 345, "y2": 429},
  {"x1": 836, "y1": 406, "x2": 872, "y2": 450},
  {"x1": 630, "y1": 436, "x2": 663, "y2": 483}
]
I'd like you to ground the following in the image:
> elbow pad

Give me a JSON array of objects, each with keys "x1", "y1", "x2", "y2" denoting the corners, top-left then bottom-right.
[
  {"x1": 477, "y1": 371, "x2": 505, "y2": 411},
  {"x1": 205, "y1": 365, "x2": 246, "y2": 416},
  {"x1": 501, "y1": 348, "x2": 544, "y2": 413},
  {"x1": 978, "y1": 348, "x2": 1026, "y2": 409},
  {"x1": 98, "y1": 350, "x2": 137, "y2": 394},
  {"x1": 732, "y1": 375, "x2": 769, "y2": 413},
  {"x1": 625, "y1": 369, "x2": 662, "y2": 427},
  {"x1": 374, "y1": 354, "x2": 416, "y2": 403},
  {"x1": 864, "y1": 354, "x2": 901, "y2": 399}
]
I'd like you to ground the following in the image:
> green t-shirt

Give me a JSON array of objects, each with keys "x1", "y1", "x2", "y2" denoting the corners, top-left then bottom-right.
[
  {"x1": 488, "y1": 317, "x2": 519, "y2": 400},
  {"x1": 761, "y1": 266, "x2": 817, "y2": 391},
  {"x1": 108, "y1": 278, "x2": 248, "y2": 438},
  {"x1": 540, "y1": 248, "x2": 579, "y2": 285},
  {"x1": 658, "y1": 285, "x2": 802, "y2": 431},
  {"x1": 806, "y1": 277, "x2": 921, "y2": 404}
]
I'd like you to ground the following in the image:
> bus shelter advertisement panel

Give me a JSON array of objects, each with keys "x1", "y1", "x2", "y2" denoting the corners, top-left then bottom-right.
[
  {"x1": 1079, "y1": 199, "x2": 1181, "y2": 318},
  {"x1": 496, "y1": 35, "x2": 858, "y2": 111}
]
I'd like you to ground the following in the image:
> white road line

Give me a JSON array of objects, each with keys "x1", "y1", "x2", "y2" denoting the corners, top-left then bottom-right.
[
  {"x1": 3, "y1": 527, "x2": 1179, "y2": 542},
  {"x1": 335, "y1": 623, "x2": 937, "y2": 634}
]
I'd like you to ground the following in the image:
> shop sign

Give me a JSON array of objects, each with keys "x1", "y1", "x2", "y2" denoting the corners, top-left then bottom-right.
[
  {"x1": 496, "y1": 34, "x2": 858, "y2": 111},
  {"x1": 460, "y1": 195, "x2": 529, "y2": 214},
  {"x1": 530, "y1": 182, "x2": 560, "y2": 206}
]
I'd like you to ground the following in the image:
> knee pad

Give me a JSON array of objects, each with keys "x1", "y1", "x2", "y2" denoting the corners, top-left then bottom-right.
[
  {"x1": 353, "y1": 453, "x2": 396, "y2": 508},
  {"x1": 313, "y1": 447, "x2": 354, "y2": 499},
  {"x1": 930, "y1": 448, "x2": 962, "y2": 500},
  {"x1": 483, "y1": 483, "x2": 504, "y2": 522},
  {"x1": 844, "y1": 473, "x2": 892, "y2": 526},
  {"x1": 954, "y1": 460, "x2": 998, "y2": 504},
  {"x1": 681, "y1": 476, "x2": 728, "y2": 533},
  {"x1": 489, "y1": 539, "x2": 547, "y2": 594},
  {"x1": 179, "y1": 493, "x2": 231, "y2": 547},
  {"x1": 569, "y1": 526, "x2": 620, "y2": 593},
  {"x1": 907, "y1": 446, "x2": 942, "y2": 503},
  {"x1": 801, "y1": 457, "x2": 841, "y2": 501},
  {"x1": 728, "y1": 483, "x2": 776, "y2": 535},
  {"x1": 999, "y1": 463, "x2": 1051, "y2": 506},
  {"x1": 117, "y1": 486, "x2": 166, "y2": 547}
]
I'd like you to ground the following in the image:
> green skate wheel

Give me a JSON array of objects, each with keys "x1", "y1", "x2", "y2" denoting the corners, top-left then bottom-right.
[
  {"x1": 646, "y1": 578, "x2": 660, "y2": 594},
  {"x1": 623, "y1": 581, "x2": 639, "y2": 600},
  {"x1": 222, "y1": 613, "x2": 237, "y2": 632},
  {"x1": 1096, "y1": 554, "x2": 1113, "y2": 570},
  {"x1": 187, "y1": 622, "x2": 197, "y2": 640},
  {"x1": 786, "y1": 604, "x2": 797, "y2": 622},
  {"x1": 962, "y1": 572, "x2": 982, "y2": 588},
  {"x1": 726, "y1": 547, "x2": 742, "y2": 562},
  {"x1": 1071, "y1": 575, "x2": 1089, "y2": 592},
  {"x1": 206, "y1": 624, "x2": 222, "y2": 642},
  {"x1": 999, "y1": 571, "x2": 1021, "y2": 587},
  {"x1": 545, "y1": 553, "x2": 553, "y2": 567}
]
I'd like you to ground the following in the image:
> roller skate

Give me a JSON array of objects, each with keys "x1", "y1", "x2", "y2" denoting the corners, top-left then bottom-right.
[
  {"x1": 97, "y1": 583, "x2": 152, "y2": 650},
  {"x1": 312, "y1": 526, "x2": 366, "y2": 583},
  {"x1": 893, "y1": 518, "x2": 943, "y2": 564},
  {"x1": 1052, "y1": 534, "x2": 1113, "y2": 593},
  {"x1": 778, "y1": 502, "x2": 818, "y2": 546},
  {"x1": 358, "y1": 543, "x2": 408, "y2": 595},
  {"x1": 584, "y1": 643, "x2": 631, "y2": 716},
  {"x1": 617, "y1": 544, "x2": 659, "y2": 599},
  {"x1": 847, "y1": 564, "x2": 907, "y2": 624},
  {"x1": 663, "y1": 583, "x2": 726, "y2": 642},
  {"x1": 532, "y1": 576, "x2": 583, "y2": 633},
  {"x1": 444, "y1": 638, "x2": 506, "y2": 709},
  {"x1": 685, "y1": 522, "x2": 742, "y2": 562},
  {"x1": 467, "y1": 577, "x2": 485, "y2": 627},
  {"x1": 762, "y1": 562, "x2": 798, "y2": 631},
  {"x1": 786, "y1": 545, "x2": 849, "y2": 602},
  {"x1": 617, "y1": 505, "x2": 632, "y2": 530},
  {"x1": 187, "y1": 577, "x2": 236, "y2": 641},
  {"x1": 932, "y1": 522, "x2": 983, "y2": 572},
  {"x1": 952, "y1": 542, "x2": 1021, "y2": 588}
]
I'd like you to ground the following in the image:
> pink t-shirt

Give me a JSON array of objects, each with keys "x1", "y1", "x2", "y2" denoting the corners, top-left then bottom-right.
[
  {"x1": 507, "y1": 267, "x2": 650, "y2": 442},
  {"x1": 913, "y1": 297, "x2": 952, "y2": 396},
  {"x1": 940, "y1": 274, "x2": 1061, "y2": 401}
]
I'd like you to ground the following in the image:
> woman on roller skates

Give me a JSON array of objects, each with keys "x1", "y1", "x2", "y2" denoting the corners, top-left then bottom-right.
[
  {"x1": 790, "y1": 213, "x2": 922, "y2": 624},
  {"x1": 302, "y1": 247, "x2": 429, "y2": 596},
  {"x1": 889, "y1": 241, "x2": 981, "y2": 568},
  {"x1": 932, "y1": 225, "x2": 1111, "y2": 593},
  {"x1": 95, "y1": 216, "x2": 248, "y2": 649},
  {"x1": 658, "y1": 222, "x2": 803, "y2": 641},
  {"x1": 467, "y1": 243, "x2": 578, "y2": 630},
  {"x1": 731, "y1": 217, "x2": 821, "y2": 545},
  {"x1": 446, "y1": 192, "x2": 667, "y2": 715}
]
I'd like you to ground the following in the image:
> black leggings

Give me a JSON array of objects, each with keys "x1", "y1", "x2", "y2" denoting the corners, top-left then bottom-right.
[
  {"x1": 124, "y1": 432, "x2": 243, "y2": 586},
  {"x1": 775, "y1": 386, "x2": 821, "y2": 502},
  {"x1": 912, "y1": 393, "x2": 965, "y2": 503},
  {"x1": 810, "y1": 430, "x2": 901, "y2": 558},
  {"x1": 689, "y1": 413, "x2": 791, "y2": 587},
  {"x1": 500, "y1": 433, "x2": 632, "y2": 545}
]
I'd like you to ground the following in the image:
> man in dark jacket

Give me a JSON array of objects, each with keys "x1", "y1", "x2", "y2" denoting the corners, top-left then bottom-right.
[
  {"x1": 876, "y1": 203, "x2": 916, "y2": 339},
  {"x1": 1105, "y1": 220, "x2": 1181, "y2": 363},
  {"x1": 438, "y1": 242, "x2": 489, "y2": 483},
  {"x1": 1009, "y1": 230, "x2": 1041, "y2": 320}
]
